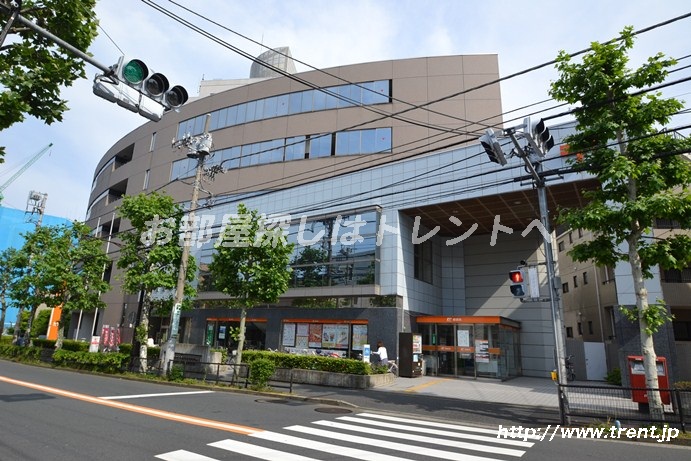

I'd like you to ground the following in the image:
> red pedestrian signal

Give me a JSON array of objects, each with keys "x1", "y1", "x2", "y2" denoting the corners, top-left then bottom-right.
[{"x1": 509, "y1": 269, "x2": 526, "y2": 298}]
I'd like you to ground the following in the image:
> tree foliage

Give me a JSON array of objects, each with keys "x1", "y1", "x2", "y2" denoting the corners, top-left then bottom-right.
[
  {"x1": 209, "y1": 203, "x2": 293, "y2": 364},
  {"x1": 0, "y1": 247, "x2": 21, "y2": 337},
  {"x1": 0, "y1": 0, "x2": 99, "y2": 161},
  {"x1": 116, "y1": 192, "x2": 196, "y2": 371},
  {"x1": 10, "y1": 222, "x2": 110, "y2": 348},
  {"x1": 550, "y1": 27, "x2": 691, "y2": 417}
]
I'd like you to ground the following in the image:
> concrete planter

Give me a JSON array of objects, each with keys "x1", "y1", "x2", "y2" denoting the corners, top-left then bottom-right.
[{"x1": 272, "y1": 368, "x2": 395, "y2": 389}]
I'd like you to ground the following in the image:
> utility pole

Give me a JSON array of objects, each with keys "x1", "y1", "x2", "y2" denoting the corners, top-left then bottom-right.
[
  {"x1": 160, "y1": 114, "x2": 212, "y2": 373},
  {"x1": 481, "y1": 119, "x2": 570, "y2": 424}
]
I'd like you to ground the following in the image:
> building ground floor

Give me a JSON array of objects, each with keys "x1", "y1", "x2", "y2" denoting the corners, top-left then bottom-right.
[{"x1": 147, "y1": 306, "x2": 524, "y2": 380}]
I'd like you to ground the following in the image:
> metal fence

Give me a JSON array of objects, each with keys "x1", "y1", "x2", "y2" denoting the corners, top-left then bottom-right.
[
  {"x1": 559, "y1": 383, "x2": 689, "y2": 432},
  {"x1": 130, "y1": 354, "x2": 293, "y2": 393}
]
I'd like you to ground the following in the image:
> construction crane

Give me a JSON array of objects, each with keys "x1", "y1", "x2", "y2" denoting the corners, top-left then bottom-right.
[{"x1": 0, "y1": 143, "x2": 53, "y2": 204}]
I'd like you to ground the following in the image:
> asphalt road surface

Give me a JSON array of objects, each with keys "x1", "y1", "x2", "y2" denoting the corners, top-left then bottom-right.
[{"x1": 1, "y1": 361, "x2": 688, "y2": 460}]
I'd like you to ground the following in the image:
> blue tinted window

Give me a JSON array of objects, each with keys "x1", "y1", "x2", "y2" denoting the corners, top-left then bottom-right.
[
  {"x1": 310, "y1": 134, "x2": 332, "y2": 158},
  {"x1": 360, "y1": 82, "x2": 376, "y2": 105},
  {"x1": 374, "y1": 80, "x2": 390, "y2": 103},
  {"x1": 289, "y1": 92, "x2": 302, "y2": 114},
  {"x1": 209, "y1": 111, "x2": 220, "y2": 131},
  {"x1": 325, "y1": 89, "x2": 339, "y2": 109},
  {"x1": 218, "y1": 108, "x2": 229, "y2": 129},
  {"x1": 245, "y1": 100, "x2": 256, "y2": 122},
  {"x1": 193, "y1": 116, "x2": 205, "y2": 135},
  {"x1": 254, "y1": 98, "x2": 264, "y2": 119},
  {"x1": 361, "y1": 129, "x2": 376, "y2": 153},
  {"x1": 226, "y1": 106, "x2": 237, "y2": 126},
  {"x1": 236, "y1": 103, "x2": 247, "y2": 124},
  {"x1": 300, "y1": 90, "x2": 313, "y2": 112},
  {"x1": 312, "y1": 89, "x2": 326, "y2": 111},
  {"x1": 264, "y1": 97, "x2": 277, "y2": 118},
  {"x1": 375, "y1": 128, "x2": 392, "y2": 153},
  {"x1": 276, "y1": 94, "x2": 289, "y2": 116},
  {"x1": 285, "y1": 136, "x2": 306, "y2": 160},
  {"x1": 222, "y1": 146, "x2": 241, "y2": 169}
]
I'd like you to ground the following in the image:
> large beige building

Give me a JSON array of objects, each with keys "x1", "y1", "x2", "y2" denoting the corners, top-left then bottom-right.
[{"x1": 81, "y1": 50, "x2": 598, "y2": 379}]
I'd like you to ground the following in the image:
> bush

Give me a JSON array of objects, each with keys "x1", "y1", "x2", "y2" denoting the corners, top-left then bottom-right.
[
  {"x1": 0, "y1": 344, "x2": 41, "y2": 361},
  {"x1": 168, "y1": 364, "x2": 185, "y2": 382},
  {"x1": 242, "y1": 350, "x2": 372, "y2": 375},
  {"x1": 248, "y1": 358, "x2": 275, "y2": 389},
  {"x1": 52, "y1": 349, "x2": 128, "y2": 373},
  {"x1": 605, "y1": 367, "x2": 622, "y2": 386},
  {"x1": 62, "y1": 339, "x2": 89, "y2": 352},
  {"x1": 675, "y1": 381, "x2": 691, "y2": 390},
  {"x1": 32, "y1": 338, "x2": 56, "y2": 349}
]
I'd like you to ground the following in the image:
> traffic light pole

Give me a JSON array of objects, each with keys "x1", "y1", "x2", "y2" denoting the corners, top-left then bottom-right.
[
  {"x1": 161, "y1": 114, "x2": 212, "y2": 373},
  {"x1": 506, "y1": 129, "x2": 570, "y2": 424}
]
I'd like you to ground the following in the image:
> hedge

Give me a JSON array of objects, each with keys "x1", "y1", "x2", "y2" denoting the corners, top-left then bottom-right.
[{"x1": 241, "y1": 350, "x2": 379, "y2": 375}]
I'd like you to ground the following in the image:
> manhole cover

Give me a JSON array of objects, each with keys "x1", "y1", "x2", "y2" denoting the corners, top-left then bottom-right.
[{"x1": 314, "y1": 407, "x2": 353, "y2": 414}]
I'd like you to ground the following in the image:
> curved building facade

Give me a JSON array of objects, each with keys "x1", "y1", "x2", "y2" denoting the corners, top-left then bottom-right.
[{"x1": 82, "y1": 53, "x2": 596, "y2": 378}]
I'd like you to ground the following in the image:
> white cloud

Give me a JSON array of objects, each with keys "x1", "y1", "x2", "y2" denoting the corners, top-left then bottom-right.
[{"x1": 2, "y1": 0, "x2": 690, "y2": 219}]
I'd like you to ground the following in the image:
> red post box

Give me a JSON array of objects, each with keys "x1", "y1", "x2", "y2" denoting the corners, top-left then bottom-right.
[{"x1": 627, "y1": 355, "x2": 671, "y2": 405}]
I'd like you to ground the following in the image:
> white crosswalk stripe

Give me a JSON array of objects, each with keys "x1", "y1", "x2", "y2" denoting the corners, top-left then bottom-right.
[{"x1": 155, "y1": 412, "x2": 536, "y2": 460}]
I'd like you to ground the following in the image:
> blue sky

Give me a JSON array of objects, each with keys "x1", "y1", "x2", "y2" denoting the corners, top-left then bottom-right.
[{"x1": 2, "y1": 0, "x2": 691, "y2": 219}]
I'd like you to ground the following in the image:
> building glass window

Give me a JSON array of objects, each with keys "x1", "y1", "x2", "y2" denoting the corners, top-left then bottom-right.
[
  {"x1": 143, "y1": 169, "x2": 150, "y2": 190},
  {"x1": 150, "y1": 132, "x2": 157, "y2": 152},
  {"x1": 577, "y1": 322, "x2": 583, "y2": 335},
  {"x1": 558, "y1": 241, "x2": 565, "y2": 252},
  {"x1": 178, "y1": 80, "x2": 392, "y2": 135},
  {"x1": 588, "y1": 321, "x2": 594, "y2": 335},
  {"x1": 562, "y1": 282, "x2": 569, "y2": 293},
  {"x1": 573, "y1": 275, "x2": 578, "y2": 288},
  {"x1": 583, "y1": 271, "x2": 588, "y2": 285},
  {"x1": 566, "y1": 327, "x2": 573, "y2": 338}
]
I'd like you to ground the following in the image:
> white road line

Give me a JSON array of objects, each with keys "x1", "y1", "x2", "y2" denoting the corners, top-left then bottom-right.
[
  {"x1": 313, "y1": 420, "x2": 526, "y2": 457},
  {"x1": 209, "y1": 439, "x2": 322, "y2": 461},
  {"x1": 155, "y1": 449, "x2": 219, "y2": 461},
  {"x1": 285, "y1": 425, "x2": 506, "y2": 461},
  {"x1": 335, "y1": 415, "x2": 534, "y2": 447},
  {"x1": 356, "y1": 412, "x2": 542, "y2": 440},
  {"x1": 100, "y1": 390, "x2": 214, "y2": 400},
  {"x1": 250, "y1": 431, "x2": 416, "y2": 461}
]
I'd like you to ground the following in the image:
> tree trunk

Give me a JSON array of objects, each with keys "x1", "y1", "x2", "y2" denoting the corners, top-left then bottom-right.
[
  {"x1": 56, "y1": 323, "x2": 65, "y2": 350},
  {"x1": 235, "y1": 307, "x2": 247, "y2": 366},
  {"x1": 12, "y1": 306, "x2": 24, "y2": 344},
  {"x1": 627, "y1": 236, "x2": 664, "y2": 420},
  {"x1": 0, "y1": 302, "x2": 6, "y2": 337},
  {"x1": 136, "y1": 296, "x2": 151, "y2": 373}
]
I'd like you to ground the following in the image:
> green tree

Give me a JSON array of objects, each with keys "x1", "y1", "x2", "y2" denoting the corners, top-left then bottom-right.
[
  {"x1": 0, "y1": 247, "x2": 21, "y2": 337},
  {"x1": 117, "y1": 192, "x2": 196, "y2": 372},
  {"x1": 10, "y1": 222, "x2": 110, "y2": 349},
  {"x1": 0, "y1": 0, "x2": 99, "y2": 161},
  {"x1": 31, "y1": 308, "x2": 50, "y2": 338},
  {"x1": 209, "y1": 203, "x2": 294, "y2": 365},
  {"x1": 550, "y1": 27, "x2": 691, "y2": 419}
]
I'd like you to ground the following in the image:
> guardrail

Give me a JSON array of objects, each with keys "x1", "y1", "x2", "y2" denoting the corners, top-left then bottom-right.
[{"x1": 558, "y1": 383, "x2": 689, "y2": 432}]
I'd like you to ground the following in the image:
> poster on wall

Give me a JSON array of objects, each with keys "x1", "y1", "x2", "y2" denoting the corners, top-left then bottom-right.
[
  {"x1": 218, "y1": 325, "x2": 226, "y2": 340},
  {"x1": 458, "y1": 329, "x2": 470, "y2": 348},
  {"x1": 297, "y1": 323, "x2": 309, "y2": 337},
  {"x1": 351, "y1": 324, "x2": 368, "y2": 350},
  {"x1": 282, "y1": 323, "x2": 296, "y2": 347},
  {"x1": 412, "y1": 334, "x2": 422, "y2": 354},
  {"x1": 475, "y1": 339, "x2": 489, "y2": 363},
  {"x1": 295, "y1": 335, "x2": 308, "y2": 349},
  {"x1": 308, "y1": 324, "x2": 323, "y2": 348},
  {"x1": 322, "y1": 324, "x2": 349, "y2": 349}
]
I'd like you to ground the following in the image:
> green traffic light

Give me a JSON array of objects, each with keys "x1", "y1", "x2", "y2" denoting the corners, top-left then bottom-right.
[{"x1": 122, "y1": 59, "x2": 148, "y2": 84}]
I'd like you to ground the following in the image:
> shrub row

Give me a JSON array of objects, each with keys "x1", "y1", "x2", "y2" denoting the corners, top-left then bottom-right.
[
  {"x1": 52, "y1": 349, "x2": 129, "y2": 374},
  {"x1": 242, "y1": 350, "x2": 379, "y2": 375}
]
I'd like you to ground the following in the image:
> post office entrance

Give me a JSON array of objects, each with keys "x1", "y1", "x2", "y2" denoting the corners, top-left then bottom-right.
[{"x1": 416, "y1": 316, "x2": 521, "y2": 380}]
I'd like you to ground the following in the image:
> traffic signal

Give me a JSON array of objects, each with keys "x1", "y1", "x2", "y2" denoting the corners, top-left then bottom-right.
[
  {"x1": 524, "y1": 117, "x2": 555, "y2": 154},
  {"x1": 509, "y1": 269, "x2": 526, "y2": 298},
  {"x1": 93, "y1": 56, "x2": 188, "y2": 122},
  {"x1": 479, "y1": 128, "x2": 507, "y2": 166}
]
